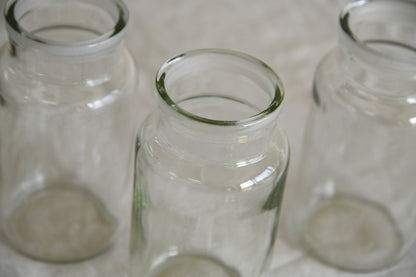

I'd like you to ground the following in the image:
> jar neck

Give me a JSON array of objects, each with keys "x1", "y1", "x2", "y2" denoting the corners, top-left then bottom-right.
[
  {"x1": 336, "y1": 0, "x2": 416, "y2": 98},
  {"x1": 153, "y1": 102, "x2": 282, "y2": 165},
  {"x1": 4, "y1": 0, "x2": 129, "y2": 84},
  {"x1": 6, "y1": 42, "x2": 126, "y2": 85},
  {"x1": 151, "y1": 49, "x2": 285, "y2": 164}
]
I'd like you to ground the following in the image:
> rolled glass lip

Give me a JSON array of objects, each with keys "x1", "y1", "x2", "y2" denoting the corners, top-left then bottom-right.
[
  {"x1": 156, "y1": 49, "x2": 285, "y2": 127},
  {"x1": 4, "y1": 0, "x2": 129, "y2": 56},
  {"x1": 339, "y1": 0, "x2": 416, "y2": 71}
]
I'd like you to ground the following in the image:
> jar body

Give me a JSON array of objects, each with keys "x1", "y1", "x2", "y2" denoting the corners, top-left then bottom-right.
[
  {"x1": 130, "y1": 49, "x2": 289, "y2": 277},
  {"x1": 0, "y1": 0, "x2": 138, "y2": 265},
  {"x1": 286, "y1": 0, "x2": 416, "y2": 272}
]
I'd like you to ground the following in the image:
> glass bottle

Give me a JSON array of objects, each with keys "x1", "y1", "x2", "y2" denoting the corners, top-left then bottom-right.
[
  {"x1": 130, "y1": 49, "x2": 290, "y2": 277},
  {"x1": 286, "y1": 0, "x2": 416, "y2": 272},
  {"x1": 0, "y1": 0, "x2": 138, "y2": 264}
]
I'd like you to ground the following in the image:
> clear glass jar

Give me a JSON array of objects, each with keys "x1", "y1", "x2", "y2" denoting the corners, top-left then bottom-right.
[
  {"x1": 0, "y1": 0, "x2": 137, "y2": 263},
  {"x1": 130, "y1": 49, "x2": 290, "y2": 277},
  {"x1": 286, "y1": 0, "x2": 416, "y2": 272}
]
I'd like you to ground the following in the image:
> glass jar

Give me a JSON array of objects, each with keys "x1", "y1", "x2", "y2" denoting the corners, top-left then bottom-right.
[
  {"x1": 286, "y1": 0, "x2": 416, "y2": 272},
  {"x1": 130, "y1": 49, "x2": 289, "y2": 277},
  {"x1": 0, "y1": 0, "x2": 138, "y2": 263}
]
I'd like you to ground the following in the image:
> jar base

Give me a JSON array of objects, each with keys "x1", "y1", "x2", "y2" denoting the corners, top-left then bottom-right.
[
  {"x1": 303, "y1": 196, "x2": 402, "y2": 272},
  {"x1": 149, "y1": 254, "x2": 240, "y2": 277},
  {"x1": 3, "y1": 186, "x2": 117, "y2": 263}
]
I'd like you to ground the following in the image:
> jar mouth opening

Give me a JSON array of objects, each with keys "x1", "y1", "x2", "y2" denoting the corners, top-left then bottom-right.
[
  {"x1": 339, "y1": 0, "x2": 416, "y2": 70},
  {"x1": 4, "y1": 0, "x2": 129, "y2": 56},
  {"x1": 156, "y1": 49, "x2": 284, "y2": 127}
]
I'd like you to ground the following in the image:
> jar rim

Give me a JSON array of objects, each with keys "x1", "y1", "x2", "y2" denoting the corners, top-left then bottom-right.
[
  {"x1": 4, "y1": 0, "x2": 129, "y2": 56},
  {"x1": 339, "y1": 0, "x2": 416, "y2": 71},
  {"x1": 155, "y1": 49, "x2": 284, "y2": 127}
]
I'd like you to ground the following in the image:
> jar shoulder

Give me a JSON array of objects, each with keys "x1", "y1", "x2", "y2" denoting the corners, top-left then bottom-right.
[
  {"x1": 312, "y1": 50, "x2": 416, "y2": 126},
  {"x1": 0, "y1": 45, "x2": 137, "y2": 108},
  {"x1": 136, "y1": 113, "x2": 288, "y2": 192}
]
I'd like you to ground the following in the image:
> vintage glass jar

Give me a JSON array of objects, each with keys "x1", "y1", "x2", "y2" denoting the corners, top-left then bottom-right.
[
  {"x1": 130, "y1": 49, "x2": 290, "y2": 277},
  {"x1": 286, "y1": 0, "x2": 416, "y2": 272},
  {"x1": 0, "y1": 0, "x2": 137, "y2": 263}
]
